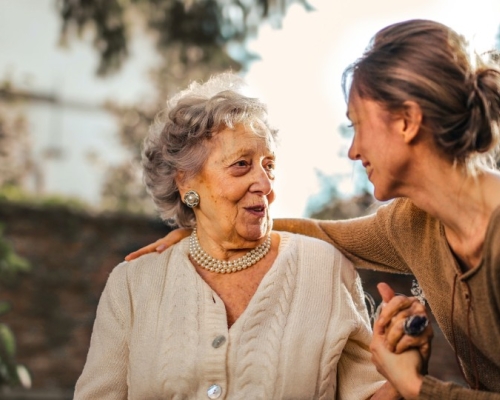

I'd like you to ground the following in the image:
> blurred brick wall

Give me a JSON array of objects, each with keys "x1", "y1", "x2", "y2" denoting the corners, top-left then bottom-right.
[
  {"x1": 0, "y1": 200, "x2": 465, "y2": 396},
  {"x1": 0, "y1": 200, "x2": 171, "y2": 394}
]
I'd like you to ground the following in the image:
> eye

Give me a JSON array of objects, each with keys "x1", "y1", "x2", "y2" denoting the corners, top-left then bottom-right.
[
  {"x1": 265, "y1": 161, "x2": 275, "y2": 171},
  {"x1": 233, "y1": 160, "x2": 250, "y2": 167},
  {"x1": 229, "y1": 159, "x2": 252, "y2": 176},
  {"x1": 264, "y1": 160, "x2": 276, "y2": 179}
]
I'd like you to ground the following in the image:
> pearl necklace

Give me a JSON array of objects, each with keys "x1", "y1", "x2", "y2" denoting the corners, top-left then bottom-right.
[{"x1": 189, "y1": 228, "x2": 271, "y2": 274}]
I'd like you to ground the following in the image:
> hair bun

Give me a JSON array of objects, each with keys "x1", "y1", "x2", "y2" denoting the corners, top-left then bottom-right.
[{"x1": 464, "y1": 67, "x2": 500, "y2": 155}]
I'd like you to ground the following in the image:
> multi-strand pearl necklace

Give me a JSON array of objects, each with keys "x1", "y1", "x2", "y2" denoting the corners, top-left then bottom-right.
[{"x1": 189, "y1": 228, "x2": 271, "y2": 274}]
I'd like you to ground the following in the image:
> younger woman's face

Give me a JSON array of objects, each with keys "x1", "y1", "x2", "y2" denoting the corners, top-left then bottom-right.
[{"x1": 347, "y1": 93, "x2": 412, "y2": 201}]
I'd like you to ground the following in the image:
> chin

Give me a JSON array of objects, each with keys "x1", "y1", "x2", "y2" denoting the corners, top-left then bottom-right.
[
  {"x1": 373, "y1": 186, "x2": 398, "y2": 202},
  {"x1": 373, "y1": 193, "x2": 388, "y2": 202},
  {"x1": 241, "y1": 222, "x2": 271, "y2": 241}
]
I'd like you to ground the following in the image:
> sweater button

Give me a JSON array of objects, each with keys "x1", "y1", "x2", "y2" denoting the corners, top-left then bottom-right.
[
  {"x1": 212, "y1": 335, "x2": 226, "y2": 348},
  {"x1": 207, "y1": 384, "x2": 222, "y2": 399}
]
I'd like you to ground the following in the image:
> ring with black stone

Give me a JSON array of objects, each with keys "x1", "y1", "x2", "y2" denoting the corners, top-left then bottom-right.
[{"x1": 403, "y1": 315, "x2": 429, "y2": 336}]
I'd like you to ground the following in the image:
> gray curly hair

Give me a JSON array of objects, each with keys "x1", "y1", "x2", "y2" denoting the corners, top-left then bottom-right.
[{"x1": 142, "y1": 72, "x2": 278, "y2": 228}]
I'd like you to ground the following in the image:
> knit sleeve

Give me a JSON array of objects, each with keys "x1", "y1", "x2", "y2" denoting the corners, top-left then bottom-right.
[
  {"x1": 336, "y1": 265, "x2": 386, "y2": 400},
  {"x1": 273, "y1": 199, "x2": 411, "y2": 274},
  {"x1": 73, "y1": 263, "x2": 131, "y2": 399},
  {"x1": 419, "y1": 376, "x2": 500, "y2": 399}
]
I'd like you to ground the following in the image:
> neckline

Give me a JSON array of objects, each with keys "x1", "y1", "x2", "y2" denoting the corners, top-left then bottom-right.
[
  {"x1": 179, "y1": 232, "x2": 292, "y2": 331},
  {"x1": 440, "y1": 203, "x2": 500, "y2": 278}
]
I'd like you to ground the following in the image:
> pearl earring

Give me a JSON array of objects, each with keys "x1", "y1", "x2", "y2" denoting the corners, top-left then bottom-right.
[{"x1": 183, "y1": 190, "x2": 200, "y2": 208}]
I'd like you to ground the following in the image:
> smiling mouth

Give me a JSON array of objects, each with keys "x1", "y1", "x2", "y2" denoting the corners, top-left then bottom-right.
[{"x1": 245, "y1": 205, "x2": 267, "y2": 215}]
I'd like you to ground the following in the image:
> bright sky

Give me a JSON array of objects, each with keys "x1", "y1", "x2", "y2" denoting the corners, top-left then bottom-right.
[{"x1": 1, "y1": 0, "x2": 499, "y2": 217}]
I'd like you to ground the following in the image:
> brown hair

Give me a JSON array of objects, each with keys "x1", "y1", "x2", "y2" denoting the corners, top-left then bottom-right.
[
  {"x1": 342, "y1": 19, "x2": 500, "y2": 170},
  {"x1": 142, "y1": 72, "x2": 278, "y2": 228}
]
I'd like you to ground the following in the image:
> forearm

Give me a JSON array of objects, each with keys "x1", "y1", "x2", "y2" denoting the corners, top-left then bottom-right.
[
  {"x1": 418, "y1": 376, "x2": 500, "y2": 400},
  {"x1": 273, "y1": 218, "x2": 335, "y2": 244},
  {"x1": 274, "y1": 213, "x2": 410, "y2": 274}
]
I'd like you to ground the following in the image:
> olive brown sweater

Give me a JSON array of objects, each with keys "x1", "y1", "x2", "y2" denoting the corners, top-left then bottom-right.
[{"x1": 279, "y1": 197, "x2": 500, "y2": 399}]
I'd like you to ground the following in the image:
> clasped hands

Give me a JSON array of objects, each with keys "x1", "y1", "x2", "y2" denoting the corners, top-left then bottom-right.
[{"x1": 370, "y1": 282, "x2": 433, "y2": 400}]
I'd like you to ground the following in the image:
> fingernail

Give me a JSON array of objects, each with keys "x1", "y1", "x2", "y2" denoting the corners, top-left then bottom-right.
[{"x1": 156, "y1": 244, "x2": 166, "y2": 252}]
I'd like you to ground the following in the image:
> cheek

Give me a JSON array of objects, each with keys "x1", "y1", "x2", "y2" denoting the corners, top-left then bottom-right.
[
  {"x1": 205, "y1": 181, "x2": 243, "y2": 209},
  {"x1": 267, "y1": 189, "x2": 276, "y2": 205}
]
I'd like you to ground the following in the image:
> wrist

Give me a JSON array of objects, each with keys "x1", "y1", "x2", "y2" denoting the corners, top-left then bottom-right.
[{"x1": 397, "y1": 374, "x2": 423, "y2": 400}]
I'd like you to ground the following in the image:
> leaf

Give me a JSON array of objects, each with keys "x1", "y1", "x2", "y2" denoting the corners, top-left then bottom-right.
[
  {"x1": 0, "y1": 324, "x2": 16, "y2": 358},
  {"x1": 0, "y1": 301, "x2": 11, "y2": 316}
]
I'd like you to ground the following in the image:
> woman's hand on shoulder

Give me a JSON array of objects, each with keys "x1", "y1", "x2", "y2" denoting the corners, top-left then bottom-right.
[{"x1": 124, "y1": 228, "x2": 192, "y2": 261}]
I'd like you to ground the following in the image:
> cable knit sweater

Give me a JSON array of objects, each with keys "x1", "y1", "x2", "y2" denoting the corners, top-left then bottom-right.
[
  {"x1": 278, "y1": 198, "x2": 500, "y2": 399},
  {"x1": 74, "y1": 232, "x2": 385, "y2": 400}
]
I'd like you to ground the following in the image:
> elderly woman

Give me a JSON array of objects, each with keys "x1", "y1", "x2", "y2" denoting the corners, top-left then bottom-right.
[{"x1": 74, "y1": 73, "x2": 397, "y2": 399}]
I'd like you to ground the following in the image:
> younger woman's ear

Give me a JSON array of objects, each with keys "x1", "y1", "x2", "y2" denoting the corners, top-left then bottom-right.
[{"x1": 401, "y1": 101, "x2": 423, "y2": 144}]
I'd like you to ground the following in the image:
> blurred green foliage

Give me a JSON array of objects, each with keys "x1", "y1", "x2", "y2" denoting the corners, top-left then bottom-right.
[
  {"x1": 0, "y1": 225, "x2": 31, "y2": 389},
  {"x1": 0, "y1": 185, "x2": 90, "y2": 213},
  {"x1": 58, "y1": 0, "x2": 312, "y2": 76}
]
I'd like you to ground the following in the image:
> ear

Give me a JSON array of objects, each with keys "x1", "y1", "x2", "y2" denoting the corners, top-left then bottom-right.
[
  {"x1": 400, "y1": 101, "x2": 423, "y2": 144},
  {"x1": 175, "y1": 171, "x2": 188, "y2": 197}
]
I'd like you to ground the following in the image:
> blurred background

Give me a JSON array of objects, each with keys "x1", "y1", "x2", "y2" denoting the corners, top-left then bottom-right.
[{"x1": 0, "y1": 0, "x2": 499, "y2": 397}]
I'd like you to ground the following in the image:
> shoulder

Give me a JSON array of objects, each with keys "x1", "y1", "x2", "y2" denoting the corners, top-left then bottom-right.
[
  {"x1": 279, "y1": 231, "x2": 345, "y2": 257},
  {"x1": 376, "y1": 197, "x2": 426, "y2": 220},
  {"x1": 379, "y1": 198, "x2": 439, "y2": 235},
  {"x1": 108, "y1": 239, "x2": 188, "y2": 291},
  {"x1": 277, "y1": 231, "x2": 357, "y2": 279}
]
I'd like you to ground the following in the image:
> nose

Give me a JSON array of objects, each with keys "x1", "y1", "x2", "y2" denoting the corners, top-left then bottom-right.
[
  {"x1": 347, "y1": 135, "x2": 360, "y2": 161},
  {"x1": 251, "y1": 165, "x2": 273, "y2": 195}
]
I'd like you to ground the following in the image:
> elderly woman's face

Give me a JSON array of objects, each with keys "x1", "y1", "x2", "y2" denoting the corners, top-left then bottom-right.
[{"x1": 186, "y1": 123, "x2": 276, "y2": 245}]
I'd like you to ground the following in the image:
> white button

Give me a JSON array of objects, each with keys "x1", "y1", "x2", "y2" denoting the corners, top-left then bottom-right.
[{"x1": 207, "y1": 384, "x2": 222, "y2": 399}]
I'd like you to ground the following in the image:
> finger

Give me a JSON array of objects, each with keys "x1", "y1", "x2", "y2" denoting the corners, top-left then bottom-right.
[
  {"x1": 384, "y1": 302, "x2": 430, "y2": 349},
  {"x1": 370, "y1": 328, "x2": 386, "y2": 358},
  {"x1": 397, "y1": 323, "x2": 433, "y2": 351},
  {"x1": 377, "y1": 295, "x2": 417, "y2": 326},
  {"x1": 384, "y1": 316, "x2": 408, "y2": 351},
  {"x1": 125, "y1": 240, "x2": 165, "y2": 261},
  {"x1": 377, "y1": 282, "x2": 396, "y2": 303},
  {"x1": 383, "y1": 308, "x2": 425, "y2": 351},
  {"x1": 373, "y1": 313, "x2": 389, "y2": 335},
  {"x1": 124, "y1": 229, "x2": 192, "y2": 261},
  {"x1": 164, "y1": 228, "x2": 192, "y2": 248},
  {"x1": 394, "y1": 327, "x2": 432, "y2": 355}
]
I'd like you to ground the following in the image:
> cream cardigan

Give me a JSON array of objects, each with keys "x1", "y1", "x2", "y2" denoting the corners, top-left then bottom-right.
[{"x1": 74, "y1": 232, "x2": 384, "y2": 399}]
